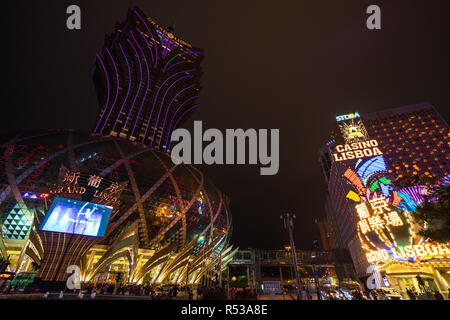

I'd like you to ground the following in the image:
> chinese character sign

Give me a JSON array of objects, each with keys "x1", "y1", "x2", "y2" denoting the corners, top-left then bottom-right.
[{"x1": 356, "y1": 195, "x2": 404, "y2": 235}]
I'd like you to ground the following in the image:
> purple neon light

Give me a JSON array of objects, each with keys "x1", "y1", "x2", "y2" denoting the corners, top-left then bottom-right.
[
  {"x1": 165, "y1": 95, "x2": 199, "y2": 147},
  {"x1": 93, "y1": 54, "x2": 110, "y2": 133},
  {"x1": 130, "y1": 30, "x2": 150, "y2": 138},
  {"x1": 151, "y1": 74, "x2": 193, "y2": 146},
  {"x1": 162, "y1": 34, "x2": 178, "y2": 58},
  {"x1": 121, "y1": 39, "x2": 143, "y2": 135},
  {"x1": 157, "y1": 28, "x2": 181, "y2": 59},
  {"x1": 100, "y1": 48, "x2": 120, "y2": 134},
  {"x1": 134, "y1": 10, "x2": 158, "y2": 67},
  {"x1": 161, "y1": 32, "x2": 167, "y2": 58},
  {"x1": 136, "y1": 27, "x2": 154, "y2": 65},
  {"x1": 168, "y1": 104, "x2": 199, "y2": 149},
  {"x1": 111, "y1": 43, "x2": 132, "y2": 133},
  {"x1": 163, "y1": 52, "x2": 203, "y2": 73},
  {"x1": 400, "y1": 186, "x2": 426, "y2": 204},
  {"x1": 141, "y1": 68, "x2": 196, "y2": 144},
  {"x1": 158, "y1": 84, "x2": 195, "y2": 148},
  {"x1": 167, "y1": 60, "x2": 193, "y2": 72}
]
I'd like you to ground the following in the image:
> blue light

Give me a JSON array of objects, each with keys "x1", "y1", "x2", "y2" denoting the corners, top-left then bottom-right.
[
  {"x1": 397, "y1": 192, "x2": 419, "y2": 211},
  {"x1": 356, "y1": 156, "x2": 387, "y2": 185}
]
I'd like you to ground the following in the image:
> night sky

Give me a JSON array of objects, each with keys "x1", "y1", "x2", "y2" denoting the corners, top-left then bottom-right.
[{"x1": 4, "y1": 1, "x2": 450, "y2": 250}]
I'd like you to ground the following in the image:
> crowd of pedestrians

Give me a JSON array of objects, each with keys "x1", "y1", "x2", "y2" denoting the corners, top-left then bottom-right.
[
  {"x1": 405, "y1": 287, "x2": 445, "y2": 300},
  {"x1": 77, "y1": 282, "x2": 246, "y2": 300},
  {"x1": 3, "y1": 277, "x2": 448, "y2": 300}
]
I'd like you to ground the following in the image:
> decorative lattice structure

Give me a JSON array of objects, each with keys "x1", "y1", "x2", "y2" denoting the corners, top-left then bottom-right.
[{"x1": 0, "y1": 130, "x2": 234, "y2": 284}]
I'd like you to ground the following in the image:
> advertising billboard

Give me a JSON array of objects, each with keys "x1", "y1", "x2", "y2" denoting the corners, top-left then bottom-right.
[{"x1": 40, "y1": 197, "x2": 112, "y2": 237}]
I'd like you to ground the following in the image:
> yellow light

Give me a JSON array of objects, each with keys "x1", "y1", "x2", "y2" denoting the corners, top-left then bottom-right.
[
  {"x1": 6, "y1": 250, "x2": 21, "y2": 255},
  {"x1": 346, "y1": 190, "x2": 361, "y2": 202}
]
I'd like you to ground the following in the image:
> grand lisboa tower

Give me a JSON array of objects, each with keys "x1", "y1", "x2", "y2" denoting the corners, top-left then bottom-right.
[{"x1": 0, "y1": 7, "x2": 235, "y2": 289}]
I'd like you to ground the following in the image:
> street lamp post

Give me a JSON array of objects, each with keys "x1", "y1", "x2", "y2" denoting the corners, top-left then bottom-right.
[
  {"x1": 280, "y1": 213, "x2": 303, "y2": 300},
  {"x1": 312, "y1": 240, "x2": 322, "y2": 300}
]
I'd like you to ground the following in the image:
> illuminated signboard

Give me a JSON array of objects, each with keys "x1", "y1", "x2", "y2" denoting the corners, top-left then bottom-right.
[
  {"x1": 48, "y1": 169, "x2": 126, "y2": 206},
  {"x1": 338, "y1": 119, "x2": 369, "y2": 143},
  {"x1": 355, "y1": 195, "x2": 404, "y2": 235},
  {"x1": 332, "y1": 114, "x2": 380, "y2": 162},
  {"x1": 40, "y1": 197, "x2": 112, "y2": 237},
  {"x1": 366, "y1": 243, "x2": 450, "y2": 263},
  {"x1": 332, "y1": 140, "x2": 383, "y2": 162},
  {"x1": 336, "y1": 112, "x2": 360, "y2": 122}
]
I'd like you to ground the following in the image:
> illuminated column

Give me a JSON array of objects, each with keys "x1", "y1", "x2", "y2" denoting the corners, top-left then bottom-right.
[
  {"x1": 431, "y1": 267, "x2": 449, "y2": 299},
  {"x1": 412, "y1": 277, "x2": 421, "y2": 293},
  {"x1": 374, "y1": 269, "x2": 383, "y2": 288}
]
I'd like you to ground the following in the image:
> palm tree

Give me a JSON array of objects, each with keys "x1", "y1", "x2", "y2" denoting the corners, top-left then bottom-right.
[{"x1": 410, "y1": 184, "x2": 450, "y2": 243}]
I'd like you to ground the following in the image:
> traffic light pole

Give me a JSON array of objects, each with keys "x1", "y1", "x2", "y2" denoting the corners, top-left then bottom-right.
[{"x1": 281, "y1": 213, "x2": 303, "y2": 300}]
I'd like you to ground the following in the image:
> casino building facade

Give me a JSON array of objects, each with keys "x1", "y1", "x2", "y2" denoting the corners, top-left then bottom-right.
[
  {"x1": 0, "y1": 8, "x2": 234, "y2": 290},
  {"x1": 0, "y1": 130, "x2": 235, "y2": 288},
  {"x1": 319, "y1": 103, "x2": 450, "y2": 299}
]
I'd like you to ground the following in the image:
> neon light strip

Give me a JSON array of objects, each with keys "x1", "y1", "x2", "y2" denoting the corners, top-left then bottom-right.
[
  {"x1": 167, "y1": 60, "x2": 193, "y2": 72},
  {"x1": 141, "y1": 69, "x2": 195, "y2": 144},
  {"x1": 164, "y1": 95, "x2": 199, "y2": 147},
  {"x1": 161, "y1": 32, "x2": 168, "y2": 58},
  {"x1": 93, "y1": 54, "x2": 110, "y2": 133},
  {"x1": 359, "y1": 229, "x2": 378, "y2": 251},
  {"x1": 150, "y1": 74, "x2": 194, "y2": 146},
  {"x1": 158, "y1": 84, "x2": 196, "y2": 148},
  {"x1": 121, "y1": 39, "x2": 142, "y2": 136},
  {"x1": 392, "y1": 191, "x2": 402, "y2": 206},
  {"x1": 134, "y1": 10, "x2": 158, "y2": 67},
  {"x1": 111, "y1": 43, "x2": 132, "y2": 133},
  {"x1": 136, "y1": 27, "x2": 154, "y2": 65},
  {"x1": 357, "y1": 156, "x2": 386, "y2": 185},
  {"x1": 130, "y1": 30, "x2": 150, "y2": 138},
  {"x1": 100, "y1": 48, "x2": 120, "y2": 134},
  {"x1": 344, "y1": 168, "x2": 365, "y2": 194},
  {"x1": 163, "y1": 52, "x2": 203, "y2": 73},
  {"x1": 168, "y1": 104, "x2": 199, "y2": 149}
]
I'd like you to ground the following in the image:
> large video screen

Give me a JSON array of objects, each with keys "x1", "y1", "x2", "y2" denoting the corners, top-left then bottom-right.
[{"x1": 40, "y1": 197, "x2": 112, "y2": 237}]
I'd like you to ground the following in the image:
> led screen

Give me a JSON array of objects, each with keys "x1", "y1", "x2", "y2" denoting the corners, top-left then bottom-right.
[{"x1": 40, "y1": 197, "x2": 112, "y2": 237}]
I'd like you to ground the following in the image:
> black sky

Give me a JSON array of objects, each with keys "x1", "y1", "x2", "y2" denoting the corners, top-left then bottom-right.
[{"x1": 4, "y1": 1, "x2": 450, "y2": 250}]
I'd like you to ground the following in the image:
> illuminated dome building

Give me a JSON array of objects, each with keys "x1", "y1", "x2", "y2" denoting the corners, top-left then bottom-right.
[
  {"x1": 0, "y1": 7, "x2": 235, "y2": 289},
  {"x1": 0, "y1": 130, "x2": 235, "y2": 286}
]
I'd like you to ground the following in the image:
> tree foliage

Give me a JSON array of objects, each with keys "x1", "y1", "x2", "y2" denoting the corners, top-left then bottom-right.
[{"x1": 410, "y1": 184, "x2": 450, "y2": 243}]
